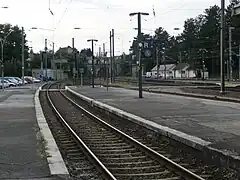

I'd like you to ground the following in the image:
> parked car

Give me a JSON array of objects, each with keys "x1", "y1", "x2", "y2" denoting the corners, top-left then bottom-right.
[
  {"x1": 4, "y1": 77, "x2": 20, "y2": 86},
  {"x1": 4, "y1": 79, "x2": 17, "y2": 87},
  {"x1": 0, "y1": 79, "x2": 10, "y2": 88},
  {"x1": 23, "y1": 76, "x2": 41, "y2": 83},
  {"x1": 14, "y1": 77, "x2": 28, "y2": 85}
]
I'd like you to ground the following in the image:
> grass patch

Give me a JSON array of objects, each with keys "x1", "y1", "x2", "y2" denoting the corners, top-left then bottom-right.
[{"x1": 34, "y1": 125, "x2": 51, "y2": 159}]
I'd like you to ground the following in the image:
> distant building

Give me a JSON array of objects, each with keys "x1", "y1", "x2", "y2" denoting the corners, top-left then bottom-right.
[
  {"x1": 173, "y1": 63, "x2": 195, "y2": 78},
  {"x1": 151, "y1": 64, "x2": 176, "y2": 79},
  {"x1": 150, "y1": 62, "x2": 207, "y2": 79}
]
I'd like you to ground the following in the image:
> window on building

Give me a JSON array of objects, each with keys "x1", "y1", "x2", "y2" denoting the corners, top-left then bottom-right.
[{"x1": 181, "y1": 71, "x2": 185, "y2": 74}]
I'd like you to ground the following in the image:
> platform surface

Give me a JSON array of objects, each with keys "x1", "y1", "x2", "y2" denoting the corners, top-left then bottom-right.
[
  {"x1": 70, "y1": 86, "x2": 240, "y2": 156},
  {"x1": 0, "y1": 87, "x2": 51, "y2": 179}
]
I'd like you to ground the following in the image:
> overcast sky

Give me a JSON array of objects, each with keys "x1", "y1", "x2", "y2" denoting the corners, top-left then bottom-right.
[{"x1": 0, "y1": 0, "x2": 227, "y2": 55}]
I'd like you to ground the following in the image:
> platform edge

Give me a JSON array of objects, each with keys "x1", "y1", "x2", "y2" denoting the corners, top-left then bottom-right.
[
  {"x1": 34, "y1": 87, "x2": 69, "y2": 177},
  {"x1": 66, "y1": 86, "x2": 240, "y2": 167}
]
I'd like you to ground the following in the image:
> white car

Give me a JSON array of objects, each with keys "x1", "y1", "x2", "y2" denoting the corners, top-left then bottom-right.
[
  {"x1": 5, "y1": 77, "x2": 20, "y2": 85},
  {"x1": 14, "y1": 77, "x2": 28, "y2": 85},
  {"x1": 24, "y1": 76, "x2": 41, "y2": 83},
  {"x1": 4, "y1": 80, "x2": 16, "y2": 87},
  {"x1": 0, "y1": 80, "x2": 10, "y2": 88}
]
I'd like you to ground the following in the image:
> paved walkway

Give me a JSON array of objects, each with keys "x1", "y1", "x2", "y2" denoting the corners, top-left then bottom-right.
[
  {"x1": 70, "y1": 86, "x2": 240, "y2": 157},
  {"x1": 0, "y1": 86, "x2": 52, "y2": 179}
]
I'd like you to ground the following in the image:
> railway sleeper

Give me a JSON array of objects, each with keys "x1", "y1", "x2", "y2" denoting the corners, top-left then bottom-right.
[
  {"x1": 109, "y1": 166, "x2": 167, "y2": 174},
  {"x1": 82, "y1": 136, "x2": 120, "y2": 141},
  {"x1": 85, "y1": 142, "x2": 127, "y2": 147},
  {"x1": 98, "y1": 152, "x2": 144, "y2": 158},
  {"x1": 105, "y1": 159, "x2": 157, "y2": 167},
  {"x1": 92, "y1": 147, "x2": 137, "y2": 153},
  {"x1": 114, "y1": 170, "x2": 176, "y2": 178},
  {"x1": 103, "y1": 155, "x2": 147, "y2": 161},
  {"x1": 84, "y1": 139, "x2": 124, "y2": 144},
  {"x1": 88, "y1": 144, "x2": 133, "y2": 150}
]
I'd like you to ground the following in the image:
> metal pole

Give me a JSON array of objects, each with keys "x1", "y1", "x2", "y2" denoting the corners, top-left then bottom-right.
[
  {"x1": 110, "y1": 31, "x2": 112, "y2": 84},
  {"x1": 21, "y1": 27, "x2": 25, "y2": 85},
  {"x1": 179, "y1": 52, "x2": 182, "y2": 78},
  {"x1": 31, "y1": 69, "x2": 34, "y2": 90},
  {"x1": 40, "y1": 51, "x2": 43, "y2": 83},
  {"x1": 44, "y1": 38, "x2": 48, "y2": 81},
  {"x1": 100, "y1": 55, "x2": 102, "y2": 87},
  {"x1": 163, "y1": 52, "x2": 166, "y2": 79},
  {"x1": 103, "y1": 43, "x2": 106, "y2": 80},
  {"x1": 130, "y1": 12, "x2": 149, "y2": 98},
  {"x1": 202, "y1": 51, "x2": 205, "y2": 81},
  {"x1": 107, "y1": 57, "x2": 109, "y2": 91},
  {"x1": 1, "y1": 42, "x2": 4, "y2": 90},
  {"x1": 156, "y1": 46, "x2": 159, "y2": 79},
  {"x1": 229, "y1": 27, "x2": 232, "y2": 81},
  {"x1": 220, "y1": 0, "x2": 225, "y2": 93},
  {"x1": 239, "y1": 45, "x2": 240, "y2": 79},
  {"x1": 52, "y1": 42, "x2": 55, "y2": 80},
  {"x1": 91, "y1": 40, "x2": 95, "y2": 88},
  {"x1": 72, "y1": 37, "x2": 76, "y2": 84},
  {"x1": 137, "y1": 13, "x2": 143, "y2": 98},
  {"x1": 112, "y1": 29, "x2": 115, "y2": 82},
  {"x1": 81, "y1": 73, "x2": 83, "y2": 86}
]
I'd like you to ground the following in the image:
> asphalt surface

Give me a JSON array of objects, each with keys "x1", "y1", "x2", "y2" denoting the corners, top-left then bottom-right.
[
  {"x1": 0, "y1": 86, "x2": 51, "y2": 179},
  {"x1": 71, "y1": 86, "x2": 240, "y2": 156}
]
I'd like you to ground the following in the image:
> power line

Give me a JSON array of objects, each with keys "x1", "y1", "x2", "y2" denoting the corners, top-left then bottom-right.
[{"x1": 55, "y1": 0, "x2": 73, "y2": 28}]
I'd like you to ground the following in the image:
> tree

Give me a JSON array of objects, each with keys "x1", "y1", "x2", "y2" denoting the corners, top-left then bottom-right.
[
  {"x1": 181, "y1": 17, "x2": 202, "y2": 66},
  {"x1": 0, "y1": 23, "x2": 29, "y2": 77}
]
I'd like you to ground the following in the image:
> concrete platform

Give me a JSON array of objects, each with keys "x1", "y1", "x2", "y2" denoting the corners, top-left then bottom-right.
[
  {"x1": 35, "y1": 88, "x2": 69, "y2": 178},
  {"x1": 0, "y1": 88, "x2": 50, "y2": 179},
  {"x1": 0, "y1": 86, "x2": 68, "y2": 179},
  {"x1": 68, "y1": 86, "x2": 240, "y2": 170}
]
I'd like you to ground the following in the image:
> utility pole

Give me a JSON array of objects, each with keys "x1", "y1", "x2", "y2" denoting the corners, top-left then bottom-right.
[
  {"x1": 52, "y1": 42, "x2": 55, "y2": 80},
  {"x1": 229, "y1": 27, "x2": 235, "y2": 82},
  {"x1": 72, "y1": 37, "x2": 76, "y2": 83},
  {"x1": 156, "y1": 46, "x2": 160, "y2": 79},
  {"x1": 163, "y1": 52, "x2": 166, "y2": 79},
  {"x1": 87, "y1": 39, "x2": 98, "y2": 88},
  {"x1": 40, "y1": 51, "x2": 43, "y2": 82},
  {"x1": 129, "y1": 12, "x2": 149, "y2": 98},
  {"x1": 109, "y1": 31, "x2": 112, "y2": 83},
  {"x1": 239, "y1": 45, "x2": 240, "y2": 80},
  {"x1": 112, "y1": 29, "x2": 115, "y2": 82},
  {"x1": 220, "y1": 0, "x2": 225, "y2": 93},
  {"x1": 44, "y1": 38, "x2": 48, "y2": 81},
  {"x1": 202, "y1": 50, "x2": 205, "y2": 81},
  {"x1": 99, "y1": 46, "x2": 102, "y2": 86},
  {"x1": 179, "y1": 52, "x2": 182, "y2": 78},
  {"x1": 103, "y1": 43, "x2": 106, "y2": 80},
  {"x1": 1, "y1": 41, "x2": 3, "y2": 89},
  {"x1": 21, "y1": 27, "x2": 25, "y2": 85}
]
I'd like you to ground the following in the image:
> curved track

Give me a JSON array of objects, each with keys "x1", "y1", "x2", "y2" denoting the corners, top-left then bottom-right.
[{"x1": 44, "y1": 82, "x2": 206, "y2": 180}]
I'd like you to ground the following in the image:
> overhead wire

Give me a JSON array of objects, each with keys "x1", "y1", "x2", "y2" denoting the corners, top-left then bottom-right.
[{"x1": 55, "y1": 0, "x2": 73, "y2": 29}]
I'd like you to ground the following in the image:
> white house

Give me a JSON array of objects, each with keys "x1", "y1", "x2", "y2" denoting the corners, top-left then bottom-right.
[
  {"x1": 173, "y1": 63, "x2": 196, "y2": 78},
  {"x1": 151, "y1": 64, "x2": 176, "y2": 79}
]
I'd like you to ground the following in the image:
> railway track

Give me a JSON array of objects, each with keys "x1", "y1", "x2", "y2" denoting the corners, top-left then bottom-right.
[
  {"x1": 43, "y1": 82, "x2": 206, "y2": 180},
  {"x1": 42, "y1": 81, "x2": 65, "y2": 89},
  {"x1": 40, "y1": 85, "x2": 105, "y2": 179},
  {"x1": 115, "y1": 79, "x2": 240, "y2": 93}
]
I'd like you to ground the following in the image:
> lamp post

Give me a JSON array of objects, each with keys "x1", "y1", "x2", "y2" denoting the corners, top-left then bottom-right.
[
  {"x1": 31, "y1": 27, "x2": 54, "y2": 81},
  {"x1": 129, "y1": 12, "x2": 149, "y2": 98},
  {"x1": 220, "y1": 0, "x2": 225, "y2": 93},
  {"x1": 228, "y1": 27, "x2": 235, "y2": 81},
  {"x1": 87, "y1": 39, "x2": 98, "y2": 88},
  {"x1": 232, "y1": 4, "x2": 240, "y2": 81},
  {"x1": 0, "y1": 29, "x2": 13, "y2": 90},
  {"x1": 73, "y1": 27, "x2": 82, "y2": 81}
]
